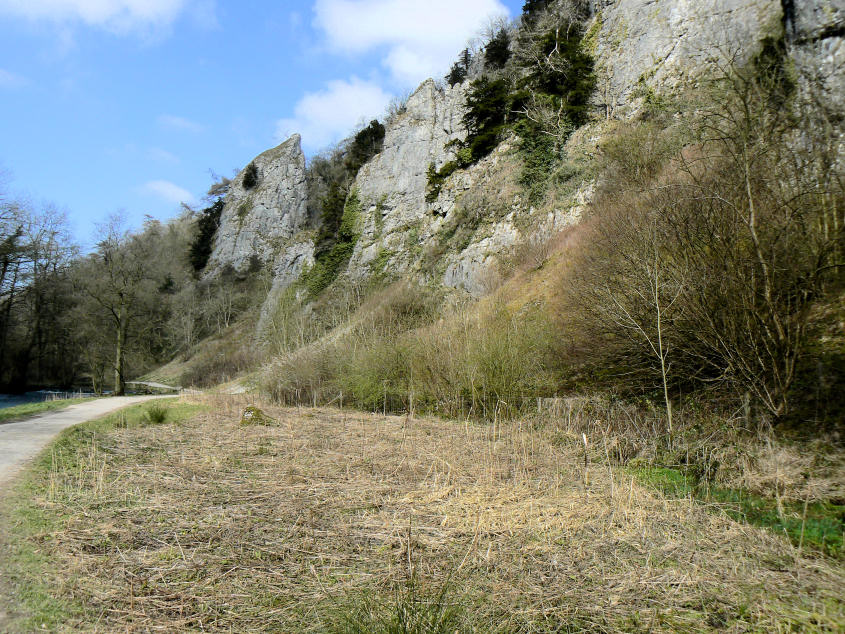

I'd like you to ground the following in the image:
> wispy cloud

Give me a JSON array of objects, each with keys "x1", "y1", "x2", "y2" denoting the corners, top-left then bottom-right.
[
  {"x1": 313, "y1": 0, "x2": 509, "y2": 86},
  {"x1": 141, "y1": 180, "x2": 194, "y2": 205},
  {"x1": 275, "y1": 77, "x2": 392, "y2": 152},
  {"x1": 0, "y1": 0, "x2": 216, "y2": 34},
  {"x1": 147, "y1": 147, "x2": 180, "y2": 164},
  {"x1": 0, "y1": 68, "x2": 27, "y2": 89},
  {"x1": 157, "y1": 114, "x2": 204, "y2": 133}
]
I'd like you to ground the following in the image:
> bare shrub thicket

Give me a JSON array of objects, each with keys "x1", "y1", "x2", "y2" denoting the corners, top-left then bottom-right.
[
  {"x1": 567, "y1": 60, "x2": 844, "y2": 421},
  {"x1": 261, "y1": 285, "x2": 561, "y2": 419}
]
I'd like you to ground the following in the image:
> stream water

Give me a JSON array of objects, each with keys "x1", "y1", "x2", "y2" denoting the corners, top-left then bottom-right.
[{"x1": 0, "y1": 391, "x2": 95, "y2": 411}]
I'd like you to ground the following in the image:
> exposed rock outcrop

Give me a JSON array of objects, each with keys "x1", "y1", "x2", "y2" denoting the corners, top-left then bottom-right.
[
  {"x1": 347, "y1": 79, "x2": 468, "y2": 279},
  {"x1": 591, "y1": 0, "x2": 782, "y2": 116},
  {"x1": 206, "y1": 134, "x2": 312, "y2": 278},
  {"x1": 206, "y1": 0, "x2": 842, "y2": 308},
  {"x1": 787, "y1": 0, "x2": 845, "y2": 123}
]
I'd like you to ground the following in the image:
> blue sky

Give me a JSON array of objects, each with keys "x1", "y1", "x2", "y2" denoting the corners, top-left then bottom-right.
[{"x1": 0, "y1": 0, "x2": 523, "y2": 247}]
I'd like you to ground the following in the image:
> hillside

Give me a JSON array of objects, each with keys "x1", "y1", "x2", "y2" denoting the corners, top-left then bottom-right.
[
  {"x1": 173, "y1": 0, "x2": 843, "y2": 425},
  {"x1": 1, "y1": 1, "x2": 844, "y2": 630}
]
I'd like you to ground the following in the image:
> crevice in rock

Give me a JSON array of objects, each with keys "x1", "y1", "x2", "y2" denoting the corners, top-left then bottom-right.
[
  {"x1": 781, "y1": 0, "x2": 796, "y2": 38},
  {"x1": 782, "y1": 0, "x2": 844, "y2": 45},
  {"x1": 791, "y1": 24, "x2": 845, "y2": 45}
]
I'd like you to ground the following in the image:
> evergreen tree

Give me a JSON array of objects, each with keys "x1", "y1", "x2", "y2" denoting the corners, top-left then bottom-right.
[
  {"x1": 242, "y1": 162, "x2": 259, "y2": 189},
  {"x1": 463, "y1": 77, "x2": 512, "y2": 159},
  {"x1": 189, "y1": 199, "x2": 224, "y2": 274},
  {"x1": 522, "y1": 0, "x2": 551, "y2": 22},
  {"x1": 446, "y1": 62, "x2": 467, "y2": 87},
  {"x1": 485, "y1": 28, "x2": 512, "y2": 69},
  {"x1": 345, "y1": 120, "x2": 386, "y2": 173},
  {"x1": 461, "y1": 48, "x2": 472, "y2": 70}
]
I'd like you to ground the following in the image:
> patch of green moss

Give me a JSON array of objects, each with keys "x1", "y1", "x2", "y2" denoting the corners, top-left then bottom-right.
[
  {"x1": 373, "y1": 195, "x2": 388, "y2": 238},
  {"x1": 236, "y1": 200, "x2": 251, "y2": 227},
  {"x1": 581, "y1": 10, "x2": 603, "y2": 55},
  {"x1": 426, "y1": 160, "x2": 462, "y2": 204},
  {"x1": 370, "y1": 248, "x2": 394, "y2": 276}
]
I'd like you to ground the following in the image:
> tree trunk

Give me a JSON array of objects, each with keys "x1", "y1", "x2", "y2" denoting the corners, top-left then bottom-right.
[{"x1": 114, "y1": 302, "x2": 127, "y2": 395}]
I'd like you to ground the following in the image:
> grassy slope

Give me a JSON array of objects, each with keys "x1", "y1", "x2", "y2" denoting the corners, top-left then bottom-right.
[
  {"x1": 0, "y1": 398, "x2": 97, "y2": 425},
  {"x1": 1, "y1": 395, "x2": 842, "y2": 632}
]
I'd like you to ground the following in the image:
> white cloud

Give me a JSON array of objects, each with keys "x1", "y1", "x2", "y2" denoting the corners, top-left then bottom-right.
[
  {"x1": 0, "y1": 0, "x2": 212, "y2": 33},
  {"x1": 0, "y1": 68, "x2": 27, "y2": 88},
  {"x1": 142, "y1": 180, "x2": 194, "y2": 205},
  {"x1": 147, "y1": 147, "x2": 179, "y2": 164},
  {"x1": 157, "y1": 114, "x2": 204, "y2": 133},
  {"x1": 313, "y1": 0, "x2": 509, "y2": 85},
  {"x1": 276, "y1": 77, "x2": 392, "y2": 151}
]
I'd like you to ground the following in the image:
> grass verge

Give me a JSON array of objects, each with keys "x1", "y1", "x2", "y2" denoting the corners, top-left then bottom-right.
[
  {"x1": 0, "y1": 399, "x2": 205, "y2": 632},
  {"x1": 630, "y1": 466, "x2": 845, "y2": 558},
  {"x1": 0, "y1": 398, "x2": 97, "y2": 425}
]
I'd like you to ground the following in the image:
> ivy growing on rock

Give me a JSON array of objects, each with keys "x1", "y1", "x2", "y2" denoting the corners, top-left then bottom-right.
[
  {"x1": 302, "y1": 119, "x2": 386, "y2": 297},
  {"x1": 427, "y1": 0, "x2": 596, "y2": 204},
  {"x1": 300, "y1": 190, "x2": 361, "y2": 298}
]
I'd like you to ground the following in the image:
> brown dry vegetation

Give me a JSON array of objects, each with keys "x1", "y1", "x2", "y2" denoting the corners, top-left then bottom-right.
[{"x1": 2, "y1": 395, "x2": 842, "y2": 632}]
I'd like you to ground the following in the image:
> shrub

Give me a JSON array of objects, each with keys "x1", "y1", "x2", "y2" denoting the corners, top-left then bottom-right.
[
  {"x1": 519, "y1": 17, "x2": 595, "y2": 128},
  {"x1": 565, "y1": 62, "x2": 844, "y2": 421},
  {"x1": 242, "y1": 162, "x2": 259, "y2": 190},
  {"x1": 261, "y1": 288, "x2": 561, "y2": 421},
  {"x1": 144, "y1": 402, "x2": 168, "y2": 424}
]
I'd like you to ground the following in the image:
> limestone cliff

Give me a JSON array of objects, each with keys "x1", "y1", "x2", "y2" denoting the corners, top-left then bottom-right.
[
  {"x1": 206, "y1": 134, "x2": 313, "y2": 279},
  {"x1": 347, "y1": 79, "x2": 468, "y2": 281},
  {"x1": 205, "y1": 0, "x2": 842, "y2": 307},
  {"x1": 591, "y1": 0, "x2": 782, "y2": 116},
  {"x1": 787, "y1": 0, "x2": 845, "y2": 122}
]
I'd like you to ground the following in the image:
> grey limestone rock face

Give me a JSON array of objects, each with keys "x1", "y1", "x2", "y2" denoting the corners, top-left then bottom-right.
[
  {"x1": 788, "y1": 1, "x2": 845, "y2": 125},
  {"x1": 233, "y1": 0, "x2": 843, "y2": 311},
  {"x1": 346, "y1": 79, "x2": 469, "y2": 278},
  {"x1": 786, "y1": 0, "x2": 845, "y2": 40},
  {"x1": 592, "y1": 0, "x2": 782, "y2": 116},
  {"x1": 207, "y1": 134, "x2": 311, "y2": 277}
]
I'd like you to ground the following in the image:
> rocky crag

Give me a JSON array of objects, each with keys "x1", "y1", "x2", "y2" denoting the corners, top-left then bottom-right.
[
  {"x1": 206, "y1": 134, "x2": 314, "y2": 282},
  {"x1": 206, "y1": 0, "x2": 842, "y2": 307}
]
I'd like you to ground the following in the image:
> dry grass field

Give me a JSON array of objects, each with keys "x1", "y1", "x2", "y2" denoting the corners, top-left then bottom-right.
[{"x1": 1, "y1": 396, "x2": 843, "y2": 632}]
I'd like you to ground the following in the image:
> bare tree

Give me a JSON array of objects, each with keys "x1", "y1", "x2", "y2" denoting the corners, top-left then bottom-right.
[
  {"x1": 77, "y1": 214, "x2": 152, "y2": 395},
  {"x1": 568, "y1": 52, "x2": 844, "y2": 420}
]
